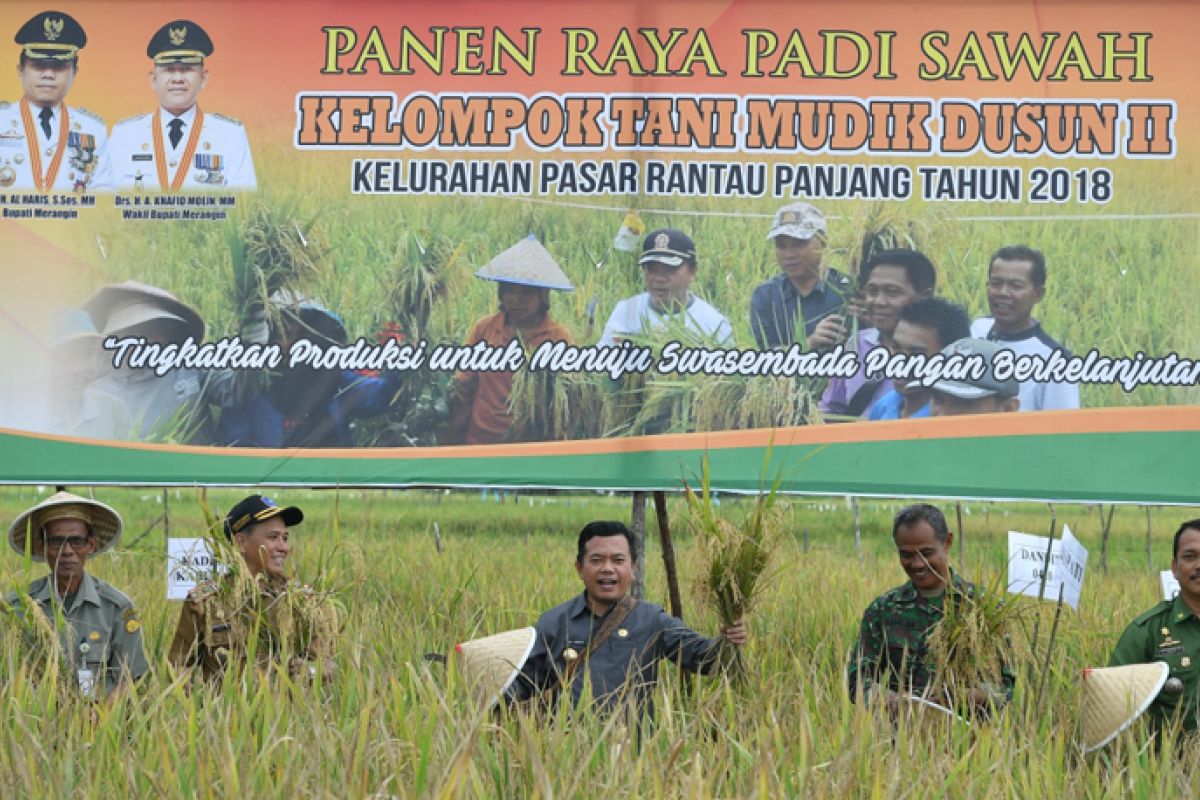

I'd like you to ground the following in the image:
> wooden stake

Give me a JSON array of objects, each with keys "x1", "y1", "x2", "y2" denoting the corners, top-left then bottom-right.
[
  {"x1": 851, "y1": 496, "x2": 862, "y2": 563},
  {"x1": 1099, "y1": 504, "x2": 1115, "y2": 573},
  {"x1": 653, "y1": 491, "x2": 684, "y2": 620},
  {"x1": 955, "y1": 502, "x2": 965, "y2": 564},
  {"x1": 631, "y1": 492, "x2": 647, "y2": 599},
  {"x1": 1145, "y1": 506, "x2": 1153, "y2": 571}
]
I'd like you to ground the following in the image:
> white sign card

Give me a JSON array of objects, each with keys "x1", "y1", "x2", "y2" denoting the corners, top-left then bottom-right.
[
  {"x1": 1161, "y1": 570, "x2": 1180, "y2": 601},
  {"x1": 166, "y1": 538, "x2": 223, "y2": 600},
  {"x1": 1007, "y1": 524, "x2": 1088, "y2": 610}
]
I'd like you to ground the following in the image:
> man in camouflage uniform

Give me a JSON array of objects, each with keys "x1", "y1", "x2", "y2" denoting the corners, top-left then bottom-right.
[
  {"x1": 5, "y1": 490, "x2": 148, "y2": 697},
  {"x1": 167, "y1": 494, "x2": 336, "y2": 681},
  {"x1": 848, "y1": 503, "x2": 1014, "y2": 713},
  {"x1": 1109, "y1": 519, "x2": 1200, "y2": 734}
]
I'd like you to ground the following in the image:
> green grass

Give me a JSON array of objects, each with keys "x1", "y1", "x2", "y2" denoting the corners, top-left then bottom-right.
[{"x1": 1, "y1": 485, "x2": 1198, "y2": 797}]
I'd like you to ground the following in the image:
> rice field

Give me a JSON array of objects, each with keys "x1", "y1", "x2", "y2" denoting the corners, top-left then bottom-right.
[
  {"x1": 37, "y1": 150, "x2": 1193, "y2": 448},
  {"x1": 2, "y1": 484, "x2": 1198, "y2": 798}
]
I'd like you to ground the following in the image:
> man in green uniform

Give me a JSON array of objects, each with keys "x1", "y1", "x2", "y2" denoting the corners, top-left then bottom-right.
[
  {"x1": 848, "y1": 503, "x2": 1014, "y2": 714},
  {"x1": 1110, "y1": 519, "x2": 1200, "y2": 733},
  {"x1": 167, "y1": 494, "x2": 337, "y2": 682},
  {"x1": 5, "y1": 490, "x2": 148, "y2": 697}
]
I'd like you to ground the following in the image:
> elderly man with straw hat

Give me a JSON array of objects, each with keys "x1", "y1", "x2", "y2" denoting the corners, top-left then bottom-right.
[
  {"x1": 80, "y1": 280, "x2": 210, "y2": 441},
  {"x1": 4, "y1": 490, "x2": 148, "y2": 697},
  {"x1": 444, "y1": 235, "x2": 575, "y2": 445}
]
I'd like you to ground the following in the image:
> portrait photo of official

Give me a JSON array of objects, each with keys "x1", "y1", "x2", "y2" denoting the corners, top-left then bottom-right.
[
  {"x1": 1, "y1": 10, "x2": 110, "y2": 192},
  {"x1": 107, "y1": 19, "x2": 255, "y2": 191}
]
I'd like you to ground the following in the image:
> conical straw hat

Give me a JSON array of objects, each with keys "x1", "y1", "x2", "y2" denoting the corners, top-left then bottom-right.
[
  {"x1": 1079, "y1": 662, "x2": 1169, "y2": 752},
  {"x1": 475, "y1": 236, "x2": 574, "y2": 291},
  {"x1": 454, "y1": 627, "x2": 537, "y2": 705},
  {"x1": 8, "y1": 491, "x2": 124, "y2": 561}
]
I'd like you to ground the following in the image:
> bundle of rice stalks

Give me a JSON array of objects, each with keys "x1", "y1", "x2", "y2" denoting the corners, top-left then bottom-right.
[
  {"x1": 692, "y1": 375, "x2": 822, "y2": 432},
  {"x1": 389, "y1": 233, "x2": 466, "y2": 339},
  {"x1": 925, "y1": 571, "x2": 1028, "y2": 709},
  {"x1": 508, "y1": 368, "x2": 606, "y2": 442},
  {"x1": 840, "y1": 202, "x2": 940, "y2": 281},
  {"x1": 228, "y1": 201, "x2": 328, "y2": 322},
  {"x1": 685, "y1": 456, "x2": 787, "y2": 679}
]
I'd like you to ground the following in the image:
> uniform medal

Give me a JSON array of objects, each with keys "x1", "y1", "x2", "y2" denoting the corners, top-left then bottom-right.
[
  {"x1": 67, "y1": 130, "x2": 97, "y2": 191},
  {"x1": 154, "y1": 107, "x2": 204, "y2": 190},
  {"x1": 19, "y1": 98, "x2": 68, "y2": 192},
  {"x1": 194, "y1": 152, "x2": 224, "y2": 185}
]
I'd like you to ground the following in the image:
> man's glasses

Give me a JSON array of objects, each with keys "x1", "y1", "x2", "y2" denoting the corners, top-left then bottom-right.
[{"x1": 44, "y1": 535, "x2": 91, "y2": 551}]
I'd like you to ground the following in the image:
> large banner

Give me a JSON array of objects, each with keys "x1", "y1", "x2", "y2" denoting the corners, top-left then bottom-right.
[{"x1": 0, "y1": 1, "x2": 1197, "y2": 500}]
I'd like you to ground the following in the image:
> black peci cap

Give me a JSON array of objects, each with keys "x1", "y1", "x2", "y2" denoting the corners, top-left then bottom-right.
[
  {"x1": 15, "y1": 10, "x2": 87, "y2": 62},
  {"x1": 224, "y1": 494, "x2": 303, "y2": 539},
  {"x1": 147, "y1": 19, "x2": 213, "y2": 65}
]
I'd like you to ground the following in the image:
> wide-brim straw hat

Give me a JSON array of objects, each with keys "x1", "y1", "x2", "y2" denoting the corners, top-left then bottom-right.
[
  {"x1": 454, "y1": 627, "x2": 537, "y2": 705},
  {"x1": 475, "y1": 236, "x2": 574, "y2": 291},
  {"x1": 83, "y1": 280, "x2": 205, "y2": 342},
  {"x1": 1079, "y1": 662, "x2": 1169, "y2": 752},
  {"x1": 8, "y1": 491, "x2": 124, "y2": 562}
]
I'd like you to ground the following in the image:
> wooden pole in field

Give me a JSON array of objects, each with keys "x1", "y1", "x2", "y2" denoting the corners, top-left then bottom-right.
[
  {"x1": 162, "y1": 489, "x2": 170, "y2": 539},
  {"x1": 955, "y1": 502, "x2": 965, "y2": 564},
  {"x1": 630, "y1": 492, "x2": 647, "y2": 599},
  {"x1": 1145, "y1": 507, "x2": 1153, "y2": 571},
  {"x1": 851, "y1": 496, "x2": 862, "y2": 563},
  {"x1": 1099, "y1": 504, "x2": 1115, "y2": 573},
  {"x1": 653, "y1": 491, "x2": 684, "y2": 620}
]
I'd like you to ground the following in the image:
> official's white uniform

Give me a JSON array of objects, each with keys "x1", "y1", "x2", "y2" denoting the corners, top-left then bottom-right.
[
  {"x1": 108, "y1": 105, "x2": 255, "y2": 191},
  {"x1": 0, "y1": 100, "x2": 111, "y2": 191}
]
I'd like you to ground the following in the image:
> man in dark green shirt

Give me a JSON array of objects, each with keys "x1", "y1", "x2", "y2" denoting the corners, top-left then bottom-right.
[
  {"x1": 5, "y1": 490, "x2": 148, "y2": 697},
  {"x1": 1110, "y1": 519, "x2": 1200, "y2": 733},
  {"x1": 848, "y1": 503, "x2": 1015, "y2": 714}
]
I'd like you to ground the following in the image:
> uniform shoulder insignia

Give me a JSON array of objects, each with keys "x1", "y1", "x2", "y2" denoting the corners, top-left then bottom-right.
[
  {"x1": 94, "y1": 578, "x2": 135, "y2": 607},
  {"x1": 72, "y1": 106, "x2": 104, "y2": 123},
  {"x1": 116, "y1": 112, "x2": 151, "y2": 126},
  {"x1": 1132, "y1": 601, "x2": 1172, "y2": 627},
  {"x1": 0, "y1": 101, "x2": 10, "y2": 110},
  {"x1": 209, "y1": 112, "x2": 244, "y2": 126}
]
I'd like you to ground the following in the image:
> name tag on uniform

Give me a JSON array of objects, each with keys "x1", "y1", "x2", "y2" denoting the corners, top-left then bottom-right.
[
  {"x1": 132, "y1": 154, "x2": 153, "y2": 161},
  {"x1": 77, "y1": 667, "x2": 96, "y2": 697}
]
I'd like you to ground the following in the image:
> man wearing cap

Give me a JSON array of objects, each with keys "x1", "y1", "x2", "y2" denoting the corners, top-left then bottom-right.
[
  {"x1": 849, "y1": 503, "x2": 1014, "y2": 716},
  {"x1": 5, "y1": 491, "x2": 148, "y2": 697},
  {"x1": 445, "y1": 235, "x2": 575, "y2": 445},
  {"x1": 1109, "y1": 519, "x2": 1200, "y2": 735},
  {"x1": 749, "y1": 203, "x2": 855, "y2": 351},
  {"x1": 970, "y1": 245, "x2": 1079, "y2": 412},
  {"x1": 925, "y1": 337, "x2": 1021, "y2": 416},
  {"x1": 598, "y1": 228, "x2": 732, "y2": 347},
  {"x1": 866, "y1": 298, "x2": 971, "y2": 420},
  {"x1": 2, "y1": 11, "x2": 110, "y2": 192},
  {"x1": 108, "y1": 19, "x2": 255, "y2": 191},
  {"x1": 78, "y1": 280, "x2": 211, "y2": 441},
  {"x1": 506, "y1": 520, "x2": 746, "y2": 716},
  {"x1": 168, "y1": 494, "x2": 337, "y2": 681}
]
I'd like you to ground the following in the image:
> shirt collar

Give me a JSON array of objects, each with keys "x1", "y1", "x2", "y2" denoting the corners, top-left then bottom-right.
[
  {"x1": 1171, "y1": 593, "x2": 1200, "y2": 624},
  {"x1": 568, "y1": 592, "x2": 592, "y2": 619},
  {"x1": 31, "y1": 571, "x2": 100, "y2": 611},
  {"x1": 776, "y1": 273, "x2": 828, "y2": 300},
  {"x1": 986, "y1": 320, "x2": 1043, "y2": 342},
  {"x1": 160, "y1": 104, "x2": 198, "y2": 130}
]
